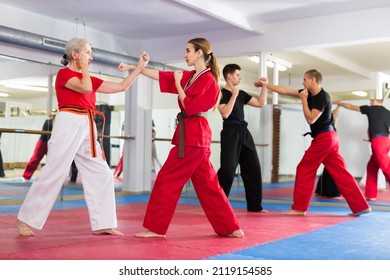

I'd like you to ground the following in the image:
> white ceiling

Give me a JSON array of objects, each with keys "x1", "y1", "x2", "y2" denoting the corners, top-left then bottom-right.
[{"x1": 1, "y1": 0, "x2": 390, "y2": 101}]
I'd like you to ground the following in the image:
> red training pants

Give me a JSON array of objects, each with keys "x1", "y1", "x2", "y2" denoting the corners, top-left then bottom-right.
[
  {"x1": 365, "y1": 136, "x2": 390, "y2": 198},
  {"x1": 143, "y1": 145, "x2": 240, "y2": 236},
  {"x1": 292, "y1": 130, "x2": 369, "y2": 213}
]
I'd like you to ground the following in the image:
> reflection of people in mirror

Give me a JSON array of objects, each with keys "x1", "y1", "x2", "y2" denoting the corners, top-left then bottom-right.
[
  {"x1": 0, "y1": 133, "x2": 5, "y2": 178},
  {"x1": 335, "y1": 98, "x2": 390, "y2": 201},
  {"x1": 22, "y1": 114, "x2": 56, "y2": 181},
  {"x1": 315, "y1": 105, "x2": 341, "y2": 198},
  {"x1": 113, "y1": 123, "x2": 124, "y2": 178},
  {"x1": 360, "y1": 168, "x2": 389, "y2": 192},
  {"x1": 151, "y1": 120, "x2": 162, "y2": 174}
]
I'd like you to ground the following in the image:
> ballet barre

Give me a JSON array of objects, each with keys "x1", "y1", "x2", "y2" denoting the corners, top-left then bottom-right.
[
  {"x1": 0, "y1": 128, "x2": 135, "y2": 140},
  {"x1": 154, "y1": 137, "x2": 268, "y2": 147}
]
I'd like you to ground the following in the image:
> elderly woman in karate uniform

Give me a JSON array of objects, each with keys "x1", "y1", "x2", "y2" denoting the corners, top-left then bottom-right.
[
  {"x1": 119, "y1": 38, "x2": 244, "y2": 238},
  {"x1": 16, "y1": 37, "x2": 149, "y2": 236}
]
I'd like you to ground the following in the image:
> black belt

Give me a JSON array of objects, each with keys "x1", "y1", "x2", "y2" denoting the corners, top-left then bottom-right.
[
  {"x1": 370, "y1": 132, "x2": 389, "y2": 141},
  {"x1": 303, "y1": 125, "x2": 335, "y2": 138},
  {"x1": 223, "y1": 120, "x2": 248, "y2": 127},
  {"x1": 177, "y1": 111, "x2": 204, "y2": 158}
]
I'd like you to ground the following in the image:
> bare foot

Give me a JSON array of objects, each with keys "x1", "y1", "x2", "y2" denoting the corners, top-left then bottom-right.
[
  {"x1": 248, "y1": 209, "x2": 268, "y2": 213},
  {"x1": 226, "y1": 229, "x2": 245, "y2": 238},
  {"x1": 348, "y1": 207, "x2": 372, "y2": 217},
  {"x1": 93, "y1": 228, "x2": 123, "y2": 236},
  {"x1": 282, "y1": 209, "x2": 306, "y2": 216},
  {"x1": 365, "y1": 197, "x2": 376, "y2": 201},
  {"x1": 134, "y1": 230, "x2": 166, "y2": 238},
  {"x1": 16, "y1": 219, "x2": 35, "y2": 236}
]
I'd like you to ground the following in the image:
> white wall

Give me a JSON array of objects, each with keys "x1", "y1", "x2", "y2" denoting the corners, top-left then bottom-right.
[{"x1": 279, "y1": 104, "x2": 311, "y2": 175}]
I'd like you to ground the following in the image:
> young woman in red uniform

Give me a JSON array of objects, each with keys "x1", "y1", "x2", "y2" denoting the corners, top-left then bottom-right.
[
  {"x1": 257, "y1": 69, "x2": 371, "y2": 216},
  {"x1": 119, "y1": 38, "x2": 244, "y2": 238},
  {"x1": 16, "y1": 37, "x2": 149, "y2": 236}
]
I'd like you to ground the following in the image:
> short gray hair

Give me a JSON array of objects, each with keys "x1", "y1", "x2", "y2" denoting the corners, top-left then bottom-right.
[{"x1": 61, "y1": 37, "x2": 92, "y2": 66}]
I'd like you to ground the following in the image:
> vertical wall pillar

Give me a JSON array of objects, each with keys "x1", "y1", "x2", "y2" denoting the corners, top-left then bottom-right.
[
  {"x1": 258, "y1": 52, "x2": 272, "y2": 183},
  {"x1": 122, "y1": 76, "x2": 153, "y2": 192},
  {"x1": 272, "y1": 66, "x2": 279, "y2": 105},
  {"x1": 47, "y1": 74, "x2": 53, "y2": 115}
]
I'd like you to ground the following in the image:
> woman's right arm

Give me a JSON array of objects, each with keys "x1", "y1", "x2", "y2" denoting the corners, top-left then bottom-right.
[{"x1": 118, "y1": 63, "x2": 159, "y2": 80}]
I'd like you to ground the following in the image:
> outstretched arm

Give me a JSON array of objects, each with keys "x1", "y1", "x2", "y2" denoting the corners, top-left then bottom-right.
[
  {"x1": 333, "y1": 100, "x2": 361, "y2": 112},
  {"x1": 98, "y1": 52, "x2": 150, "y2": 93},
  {"x1": 255, "y1": 78, "x2": 300, "y2": 98},
  {"x1": 118, "y1": 62, "x2": 159, "y2": 80}
]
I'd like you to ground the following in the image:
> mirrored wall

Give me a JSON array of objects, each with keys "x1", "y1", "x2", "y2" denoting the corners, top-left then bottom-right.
[{"x1": 2, "y1": 52, "x2": 388, "y2": 206}]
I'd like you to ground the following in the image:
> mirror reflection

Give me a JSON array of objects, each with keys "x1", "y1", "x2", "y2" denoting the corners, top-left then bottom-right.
[{"x1": 1, "y1": 52, "x2": 389, "y2": 210}]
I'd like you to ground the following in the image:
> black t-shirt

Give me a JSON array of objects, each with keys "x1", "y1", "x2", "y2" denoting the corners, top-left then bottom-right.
[
  {"x1": 360, "y1": 105, "x2": 390, "y2": 138},
  {"x1": 220, "y1": 88, "x2": 252, "y2": 124},
  {"x1": 301, "y1": 88, "x2": 334, "y2": 136}
]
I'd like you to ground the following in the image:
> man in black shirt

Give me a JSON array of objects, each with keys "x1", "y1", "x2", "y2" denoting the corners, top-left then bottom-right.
[
  {"x1": 259, "y1": 69, "x2": 370, "y2": 216},
  {"x1": 335, "y1": 99, "x2": 390, "y2": 200},
  {"x1": 217, "y1": 64, "x2": 267, "y2": 212}
]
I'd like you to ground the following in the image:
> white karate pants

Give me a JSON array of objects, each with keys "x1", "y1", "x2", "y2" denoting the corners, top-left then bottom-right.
[{"x1": 17, "y1": 111, "x2": 117, "y2": 231}]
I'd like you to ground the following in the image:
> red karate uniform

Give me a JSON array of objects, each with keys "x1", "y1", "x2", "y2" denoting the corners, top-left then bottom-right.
[
  {"x1": 365, "y1": 136, "x2": 390, "y2": 198},
  {"x1": 292, "y1": 130, "x2": 369, "y2": 213},
  {"x1": 142, "y1": 68, "x2": 241, "y2": 235},
  {"x1": 360, "y1": 105, "x2": 390, "y2": 199},
  {"x1": 291, "y1": 88, "x2": 369, "y2": 213}
]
